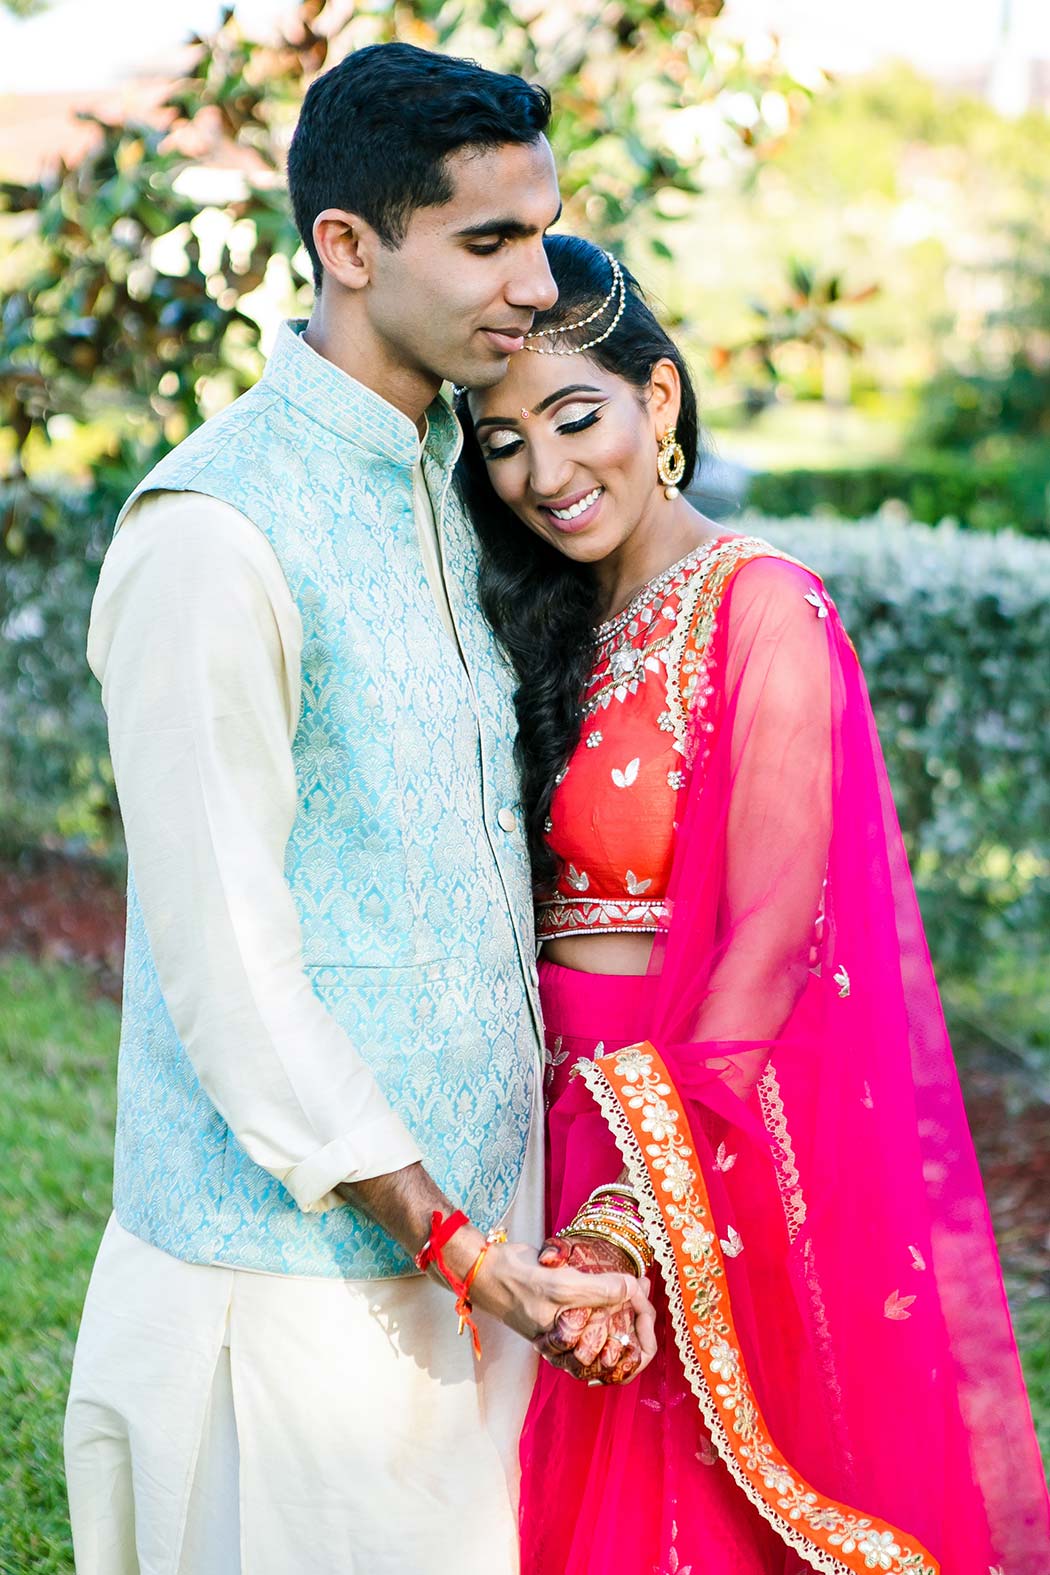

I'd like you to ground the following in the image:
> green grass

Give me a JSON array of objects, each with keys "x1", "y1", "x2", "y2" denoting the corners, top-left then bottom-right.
[
  {"x1": 1016, "y1": 1301, "x2": 1050, "y2": 1475},
  {"x1": 0, "y1": 957, "x2": 119, "y2": 1575},
  {"x1": 0, "y1": 955, "x2": 1046, "y2": 1570}
]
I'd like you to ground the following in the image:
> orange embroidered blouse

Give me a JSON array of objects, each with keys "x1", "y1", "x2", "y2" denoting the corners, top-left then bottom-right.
[{"x1": 537, "y1": 534, "x2": 754, "y2": 941}]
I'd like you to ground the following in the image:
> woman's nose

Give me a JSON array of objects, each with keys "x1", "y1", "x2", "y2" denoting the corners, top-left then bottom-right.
[{"x1": 529, "y1": 450, "x2": 576, "y2": 502}]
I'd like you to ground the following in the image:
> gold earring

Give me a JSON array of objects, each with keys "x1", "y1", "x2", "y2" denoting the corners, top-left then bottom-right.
[{"x1": 657, "y1": 428, "x2": 685, "y2": 499}]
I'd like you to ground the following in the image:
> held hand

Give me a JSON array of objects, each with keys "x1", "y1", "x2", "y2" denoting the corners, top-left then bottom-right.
[
  {"x1": 533, "y1": 1235, "x2": 657, "y2": 1385},
  {"x1": 467, "y1": 1240, "x2": 649, "y2": 1362}
]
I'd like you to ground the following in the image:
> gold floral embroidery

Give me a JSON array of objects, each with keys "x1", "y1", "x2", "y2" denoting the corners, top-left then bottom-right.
[
  {"x1": 575, "y1": 1043, "x2": 939, "y2": 1575},
  {"x1": 535, "y1": 893, "x2": 669, "y2": 940},
  {"x1": 664, "y1": 537, "x2": 804, "y2": 758},
  {"x1": 594, "y1": 544, "x2": 710, "y2": 643}
]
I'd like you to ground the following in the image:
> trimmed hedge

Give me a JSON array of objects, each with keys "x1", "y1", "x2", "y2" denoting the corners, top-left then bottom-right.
[
  {"x1": 0, "y1": 487, "x2": 115, "y2": 859},
  {"x1": 746, "y1": 453, "x2": 1050, "y2": 537},
  {"x1": 3, "y1": 509, "x2": 1049, "y2": 1025},
  {"x1": 753, "y1": 514, "x2": 1050, "y2": 982}
]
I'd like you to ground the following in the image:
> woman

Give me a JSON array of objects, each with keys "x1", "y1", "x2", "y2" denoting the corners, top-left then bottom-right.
[{"x1": 456, "y1": 235, "x2": 1050, "y2": 1575}]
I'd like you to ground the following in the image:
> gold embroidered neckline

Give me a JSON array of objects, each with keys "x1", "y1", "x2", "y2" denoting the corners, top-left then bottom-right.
[{"x1": 594, "y1": 542, "x2": 712, "y2": 643}]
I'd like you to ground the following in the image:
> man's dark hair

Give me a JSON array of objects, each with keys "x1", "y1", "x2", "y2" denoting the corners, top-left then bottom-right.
[{"x1": 287, "y1": 42, "x2": 552, "y2": 290}]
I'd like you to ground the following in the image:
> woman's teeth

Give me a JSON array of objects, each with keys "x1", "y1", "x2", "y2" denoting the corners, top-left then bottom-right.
[{"x1": 549, "y1": 487, "x2": 602, "y2": 521}]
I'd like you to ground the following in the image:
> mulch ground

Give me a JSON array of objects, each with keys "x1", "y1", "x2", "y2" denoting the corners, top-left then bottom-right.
[
  {"x1": 0, "y1": 850, "x2": 126, "y2": 1000},
  {"x1": 2, "y1": 850, "x2": 1048, "y2": 1300}
]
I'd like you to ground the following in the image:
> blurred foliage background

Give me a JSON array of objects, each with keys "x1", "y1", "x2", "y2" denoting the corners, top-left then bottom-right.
[
  {"x1": 1, "y1": 3, "x2": 1049, "y2": 1565},
  {"x1": 1, "y1": 0, "x2": 1047, "y2": 1057}
]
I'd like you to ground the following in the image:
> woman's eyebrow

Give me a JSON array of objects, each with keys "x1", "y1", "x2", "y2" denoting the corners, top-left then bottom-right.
[{"x1": 474, "y1": 385, "x2": 604, "y2": 432}]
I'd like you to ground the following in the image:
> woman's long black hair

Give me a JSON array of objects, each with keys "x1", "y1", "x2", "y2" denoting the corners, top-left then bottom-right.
[{"x1": 456, "y1": 234, "x2": 701, "y2": 884}]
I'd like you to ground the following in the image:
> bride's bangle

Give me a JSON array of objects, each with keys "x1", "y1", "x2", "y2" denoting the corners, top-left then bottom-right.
[
  {"x1": 559, "y1": 1221, "x2": 649, "y2": 1277},
  {"x1": 558, "y1": 1196, "x2": 654, "y2": 1276},
  {"x1": 587, "y1": 1182, "x2": 643, "y2": 1210}
]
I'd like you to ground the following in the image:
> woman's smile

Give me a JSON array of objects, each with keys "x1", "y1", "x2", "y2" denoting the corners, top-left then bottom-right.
[{"x1": 539, "y1": 485, "x2": 605, "y2": 533}]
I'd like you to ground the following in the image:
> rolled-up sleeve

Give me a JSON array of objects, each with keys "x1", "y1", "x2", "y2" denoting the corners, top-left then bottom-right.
[{"x1": 88, "y1": 490, "x2": 423, "y2": 1211}]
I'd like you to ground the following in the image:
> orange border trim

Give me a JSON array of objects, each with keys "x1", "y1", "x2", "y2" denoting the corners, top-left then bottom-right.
[{"x1": 576, "y1": 1042, "x2": 939, "y2": 1575}]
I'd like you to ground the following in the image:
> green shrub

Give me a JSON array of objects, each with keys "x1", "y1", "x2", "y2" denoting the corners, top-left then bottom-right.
[
  {"x1": 913, "y1": 363, "x2": 1050, "y2": 451},
  {"x1": 3, "y1": 506, "x2": 1049, "y2": 1048},
  {"x1": 753, "y1": 514, "x2": 1050, "y2": 993},
  {"x1": 0, "y1": 483, "x2": 118, "y2": 858},
  {"x1": 746, "y1": 452, "x2": 1050, "y2": 537}
]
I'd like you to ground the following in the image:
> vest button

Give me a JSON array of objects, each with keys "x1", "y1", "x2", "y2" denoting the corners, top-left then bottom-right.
[{"x1": 497, "y1": 807, "x2": 517, "y2": 833}]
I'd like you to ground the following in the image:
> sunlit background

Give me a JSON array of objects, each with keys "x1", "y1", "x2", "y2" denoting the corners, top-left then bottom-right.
[{"x1": 1, "y1": 3, "x2": 1048, "y2": 1566}]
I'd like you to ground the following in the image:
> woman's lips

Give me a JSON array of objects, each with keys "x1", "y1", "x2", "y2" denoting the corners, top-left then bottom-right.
[{"x1": 540, "y1": 486, "x2": 605, "y2": 534}]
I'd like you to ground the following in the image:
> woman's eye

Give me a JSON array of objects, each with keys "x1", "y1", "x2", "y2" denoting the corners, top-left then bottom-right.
[
  {"x1": 483, "y1": 433, "x2": 523, "y2": 461},
  {"x1": 555, "y1": 401, "x2": 606, "y2": 434},
  {"x1": 557, "y1": 409, "x2": 602, "y2": 435}
]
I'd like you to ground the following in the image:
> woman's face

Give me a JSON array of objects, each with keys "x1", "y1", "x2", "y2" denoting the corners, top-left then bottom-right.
[{"x1": 466, "y1": 346, "x2": 679, "y2": 565}]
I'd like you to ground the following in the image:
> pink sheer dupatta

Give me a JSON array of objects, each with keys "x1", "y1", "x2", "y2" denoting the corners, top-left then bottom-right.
[{"x1": 551, "y1": 548, "x2": 1050, "y2": 1571}]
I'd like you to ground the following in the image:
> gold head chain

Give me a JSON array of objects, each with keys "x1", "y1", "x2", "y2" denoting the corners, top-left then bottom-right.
[{"x1": 523, "y1": 252, "x2": 626, "y2": 356}]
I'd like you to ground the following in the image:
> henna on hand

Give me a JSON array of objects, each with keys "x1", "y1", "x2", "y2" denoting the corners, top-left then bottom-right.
[{"x1": 534, "y1": 1233, "x2": 653, "y2": 1385}]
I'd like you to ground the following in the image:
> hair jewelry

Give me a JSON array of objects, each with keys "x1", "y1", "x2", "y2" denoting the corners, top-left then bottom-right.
[{"x1": 524, "y1": 251, "x2": 627, "y2": 356}]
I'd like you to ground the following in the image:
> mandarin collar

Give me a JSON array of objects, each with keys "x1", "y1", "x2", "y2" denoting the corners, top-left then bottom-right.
[{"x1": 263, "y1": 320, "x2": 462, "y2": 472}]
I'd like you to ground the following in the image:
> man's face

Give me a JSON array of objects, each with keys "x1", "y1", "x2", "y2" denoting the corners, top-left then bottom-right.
[{"x1": 363, "y1": 137, "x2": 561, "y2": 393}]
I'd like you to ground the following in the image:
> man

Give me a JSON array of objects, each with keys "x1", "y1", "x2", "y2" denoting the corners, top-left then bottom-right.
[{"x1": 64, "y1": 43, "x2": 651, "y2": 1575}]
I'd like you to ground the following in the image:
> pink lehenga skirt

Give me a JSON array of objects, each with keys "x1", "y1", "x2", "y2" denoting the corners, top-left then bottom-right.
[{"x1": 519, "y1": 961, "x2": 788, "y2": 1575}]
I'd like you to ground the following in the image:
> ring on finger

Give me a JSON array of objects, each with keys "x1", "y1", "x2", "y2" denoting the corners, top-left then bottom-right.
[{"x1": 615, "y1": 1332, "x2": 631, "y2": 1347}]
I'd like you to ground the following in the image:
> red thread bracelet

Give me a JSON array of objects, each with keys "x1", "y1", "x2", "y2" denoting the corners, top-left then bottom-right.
[
  {"x1": 455, "y1": 1245, "x2": 490, "y2": 1360},
  {"x1": 414, "y1": 1209, "x2": 469, "y2": 1274},
  {"x1": 414, "y1": 1209, "x2": 486, "y2": 1360}
]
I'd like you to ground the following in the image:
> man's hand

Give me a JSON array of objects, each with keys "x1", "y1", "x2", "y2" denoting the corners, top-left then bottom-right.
[
  {"x1": 467, "y1": 1239, "x2": 653, "y2": 1357},
  {"x1": 336, "y1": 1162, "x2": 650, "y2": 1357},
  {"x1": 533, "y1": 1234, "x2": 657, "y2": 1385}
]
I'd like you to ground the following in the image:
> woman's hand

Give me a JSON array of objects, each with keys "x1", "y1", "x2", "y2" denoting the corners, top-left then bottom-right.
[
  {"x1": 532, "y1": 1234, "x2": 657, "y2": 1385},
  {"x1": 467, "y1": 1240, "x2": 652, "y2": 1366}
]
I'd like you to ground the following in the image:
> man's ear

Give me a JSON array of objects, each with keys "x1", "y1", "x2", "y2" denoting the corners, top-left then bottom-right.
[
  {"x1": 647, "y1": 357, "x2": 682, "y2": 436},
  {"x1": 311, "y1": 209, "x2": 380, "y2": 292}
]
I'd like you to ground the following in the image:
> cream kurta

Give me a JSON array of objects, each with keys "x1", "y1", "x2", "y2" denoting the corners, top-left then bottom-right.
[{"x1": 65, "y1": 463, "x2": 542, "y2": 1574}]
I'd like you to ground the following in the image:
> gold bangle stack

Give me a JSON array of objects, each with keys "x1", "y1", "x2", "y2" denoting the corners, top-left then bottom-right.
[{"x1": 558, "y1": 1182, "x2": 654, "y2": 1277}]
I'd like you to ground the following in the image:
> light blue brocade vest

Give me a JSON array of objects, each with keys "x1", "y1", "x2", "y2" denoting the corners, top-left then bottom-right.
[{"x1": 111, "y1": 322, "x2": 541, "y2": 1279}]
